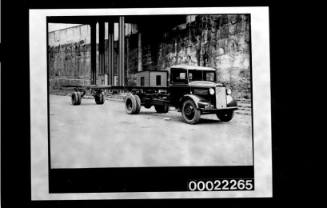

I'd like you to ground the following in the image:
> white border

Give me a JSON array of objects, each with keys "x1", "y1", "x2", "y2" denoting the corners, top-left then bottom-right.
[{"x1": 30, "y1": 7, "x2": 272, "y2": 200}]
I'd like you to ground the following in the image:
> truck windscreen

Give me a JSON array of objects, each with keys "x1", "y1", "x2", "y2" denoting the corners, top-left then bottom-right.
[{"x1": 189, "y1": 70, "x2": 215, "y2": 82}]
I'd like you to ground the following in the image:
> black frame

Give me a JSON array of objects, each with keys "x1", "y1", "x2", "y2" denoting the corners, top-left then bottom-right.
[{"x1": 2, "y1": 0, "x2": 293, "y2": 207}]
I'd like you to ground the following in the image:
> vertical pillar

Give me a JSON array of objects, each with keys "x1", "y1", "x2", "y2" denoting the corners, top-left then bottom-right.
[
  {"x1": 108, "y1": 21, "x2": 114, "y2": 85},
  {"x1": 175, "y1": 40, "x2": 178, "y2": 65},
  {"x1": 90, "y1": 22, "x2": 97, "y2": 85},
  {"x1": 126, "y1": 35, "x2": 129, "y2": 84},
  {"x1": 99, "y1": 21, "x2": 105, "y2": 81},
  {"x1": 137, "y1": 32, "x2": 142, "y2": 72},
  {"x1": 119, "y1": 16, "x2": 125, "y2": 86}
]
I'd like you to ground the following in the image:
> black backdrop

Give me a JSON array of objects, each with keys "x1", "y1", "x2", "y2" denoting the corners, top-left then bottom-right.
[{"x1": 1, "y1": 0, "x2": 314, "y2": 207}]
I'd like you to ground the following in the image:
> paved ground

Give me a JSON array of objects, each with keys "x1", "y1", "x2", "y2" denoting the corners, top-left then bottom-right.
[{"x1": 50, "y1": 95, "x2": 253, "y2": 168}]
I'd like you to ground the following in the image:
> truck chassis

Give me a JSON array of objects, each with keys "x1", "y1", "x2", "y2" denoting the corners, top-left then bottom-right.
[{"x1": 66, "y1": 84, "x2": 237, "y2": 124}]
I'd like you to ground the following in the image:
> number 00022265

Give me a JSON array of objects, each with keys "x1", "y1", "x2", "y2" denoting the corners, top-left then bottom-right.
[{"x1": 188, "y1": 179, "x2": 254, "y2": 191}]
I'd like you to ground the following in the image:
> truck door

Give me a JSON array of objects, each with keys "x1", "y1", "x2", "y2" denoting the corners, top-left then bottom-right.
[{"x1": 168, "y1": 68, "x2": 190, "y2": 106}]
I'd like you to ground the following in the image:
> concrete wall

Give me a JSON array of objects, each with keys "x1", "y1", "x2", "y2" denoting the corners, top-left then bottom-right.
[
  {"x1": 48, "y1": 25, "x2": 92, "y2": 88},
  {"x1": 49, "y1": 24, "x2": 91, "y2": 46}
]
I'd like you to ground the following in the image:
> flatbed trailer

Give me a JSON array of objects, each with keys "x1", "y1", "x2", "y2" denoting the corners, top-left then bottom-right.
[{"x1": 66, "y1": 84, "x2": 170, "y2": 106}]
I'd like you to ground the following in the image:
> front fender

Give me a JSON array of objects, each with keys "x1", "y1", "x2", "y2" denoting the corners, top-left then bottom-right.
[
  {"x1": 179, "y1": 94, "x2": 205, "y2": 109},
  {"x1": 226, "y1": 95, "x2": 237, "y2": 107}
]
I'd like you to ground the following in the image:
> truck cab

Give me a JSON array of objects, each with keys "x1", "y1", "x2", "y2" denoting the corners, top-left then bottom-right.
[{"x1": 168, "y1": 65, "x2": 238, "y2": 124}]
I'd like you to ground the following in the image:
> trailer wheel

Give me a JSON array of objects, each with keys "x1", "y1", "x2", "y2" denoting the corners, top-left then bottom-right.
[
  {"x1": 95, "y1": 92, "x2": 105, "y2": 104},
  {"x1": 71, "y1": 92, "x2": 81, "y2": 105},
  {"x1": 181, "y1": 99, "x2": 201, "y2": 124},
  {"x1": 155, "y1": 104, "x2": 169, "y2": 113},
  {"x1": 216, "y1": 110, "x2": 234, "y2": 122},
  {"x1": 125, "y1": 93, "x2": 140, "y2": 114}
]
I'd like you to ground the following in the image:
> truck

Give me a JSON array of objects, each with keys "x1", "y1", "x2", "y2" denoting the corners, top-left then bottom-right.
[{"x1": 70, "y1": 65, "x2": 238, "y2": 124}]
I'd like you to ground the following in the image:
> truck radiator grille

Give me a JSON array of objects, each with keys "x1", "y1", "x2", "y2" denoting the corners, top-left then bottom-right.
[{"x1": 216, "y1": 87, "x2": 227, "y2": 109}]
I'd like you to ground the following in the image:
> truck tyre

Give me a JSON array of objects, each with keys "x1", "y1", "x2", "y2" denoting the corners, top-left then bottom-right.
[
  {"x1": 181, "y1": 99, "x2": 201, "y2": 124},
  {"x1": 162, "y1": 104, "x2": 169, "y2": 113},
  {"x1": 71, "y1": 91, "x2": 81, "y2": 105},
  {"x1": 154, "y1": 105, "x2": 161, "y2": 112},
  {"x1": 155, "y1": 104, "x2": 169, "y2": 113},
  {"x1": 125, "y1": 93, "x2": 140, "y2": 114},
  {"x1": 95, "y1": 92, "x2": 105, "y2": 104},
  {"x1": 144, "y1": 103, "x2": 152, "y2": 109},
  {"x1": 216, "y1": 110, "x2": 234, "y2": 122},
  {"x1": 134, "y1": 94, "x2": 141, "y2": 114}
]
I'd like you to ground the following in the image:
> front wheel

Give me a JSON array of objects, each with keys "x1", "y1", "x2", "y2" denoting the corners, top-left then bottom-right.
[
  {"x1": 181, "y1": 100, "x2": 201, "y2": 124},
  {"x1": 216, "y1": 110, "x2": 234, "y2": 122}
]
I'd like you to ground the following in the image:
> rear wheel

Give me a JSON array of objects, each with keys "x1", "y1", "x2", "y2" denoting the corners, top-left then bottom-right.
[
  {"x1": 134, "y1": 94, "x2": 141, "y2": 114},
  {"x1": 95, "y1": 92, "x2": 105, "y2": 104},
  {"x1": 216, "y1": 110, "x2": 234, "y2": 122},
  {"x1": 143, "y1": 103, "x2": 152, "y2": 109},
  {"x1": 71, "y1": 92, "x2": 81, "y2": 105},
  {"x1": 155, "y1": 104, "x2": 169, "y2": 113},
  {"x1": 125, "y1": 93, "x2": 141, "y2": 114},
  {"x1": 181, "y1": 100, "x2": 201, "y2": 124}
]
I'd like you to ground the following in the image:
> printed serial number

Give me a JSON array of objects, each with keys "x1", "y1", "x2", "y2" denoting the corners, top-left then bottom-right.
[{"x1": 188, "y1": 179, "x2": 254, "y2": 191}]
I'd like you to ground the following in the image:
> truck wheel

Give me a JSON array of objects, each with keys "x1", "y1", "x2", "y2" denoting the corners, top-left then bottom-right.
[
  {"x1": 144, "y1": 103, "x2": 152, "y2": 109},
  {"x1": 162, "y1": 104, "x2": 169, "y2": 113},
  {"x1": 95, "y1": 92, "x2": 105, "y2": 104},
  {"x1": 216, "y1": 110, "x2": 234, "y2": 122},
  {"x1": 155, "y1": 104, "x2": 169, "y2": 113},
  {"x1": 71, "y1": 92, "x2": 81, "y2": 105},
  {"x1": 125, "y1": 93, "x2": 140, "y2": 114},
  {"x1": 134, "y1": 94, "x2": 141, "y2": 114},
  {"x1": 181, "y1": 100, "x2": 200, "y2": 124}
]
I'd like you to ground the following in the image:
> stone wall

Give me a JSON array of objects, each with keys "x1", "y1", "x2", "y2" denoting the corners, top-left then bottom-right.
[{"x1": 142, "y1": 14, "x2": 251, "y2": 99}]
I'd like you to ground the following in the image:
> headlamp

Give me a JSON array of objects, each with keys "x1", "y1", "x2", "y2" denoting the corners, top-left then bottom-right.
[
  {"x1": 209, "y1": 88, "x2": 215, "y2": 95},
  {"x1": 226, "y1": 88, "x2": 232, "y2": 95}
]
